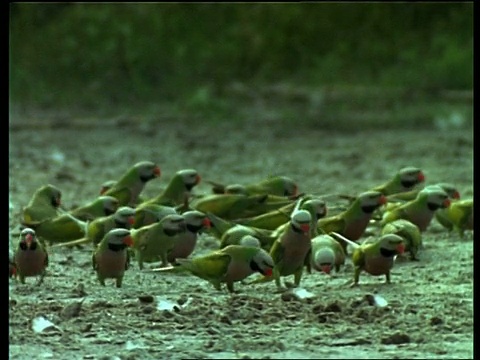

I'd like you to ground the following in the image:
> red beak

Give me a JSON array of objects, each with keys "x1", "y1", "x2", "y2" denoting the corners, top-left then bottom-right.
[
  {"x1": 320, "y1": 265, "x2": 331, "y2": 274},
  {"x1": 300, "y1": 224, "x2": 310, "y2": 234},
  {"x1": 203, "y1": 218, "x2": 211, "y2": 228},
  {"x1": 128, "y1": 216, "x2": 135, "y2": 225},
  {"x1": 453, "y1": 191, "x2": 460, "y2": 199},
  {"x1": 379, "y1": 195, "x2": 387, "y2": 205},
  {"x1": 418, "y1": 172, "x2": 425, "y2": 182},
  {"x1": 153, "y1": 166, "x2": 161, "y2": 177},
  {"x1": 396, "y1": 243, "x2": 405, "y2": 254},
  {"x1": 443, "y1": 199, "x2": 451, "y2": 208},
  {"x1": 196, "y1": 174, "x2": 201, "y2": 184},
  {"x1": 123, "y1": 235, "x2": 134, "y2": 247},
  {"x1": 263, "y1": 268, "x2": 273, "y2": 277}
]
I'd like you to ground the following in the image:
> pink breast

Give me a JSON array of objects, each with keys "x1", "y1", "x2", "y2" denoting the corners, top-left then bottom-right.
[
  {"x1": 223, "y1": 260, "x2": 253, "y2": 283},
  {"x1": 95, "y1": 250, "x2": 127, "y2": 278},
  {"x1": 343, "y1": 215, "x2": 371, "y2": 240},
  {"x1": 15, "y1": 251, "x2": 46, "y2": 277},
  {"x1": 363, "y1": 254, "x2": 394, "y2": 276}
]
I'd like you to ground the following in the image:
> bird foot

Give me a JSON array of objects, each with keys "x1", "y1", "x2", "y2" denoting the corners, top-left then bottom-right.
[{"x1": 348, "y1": 282, "x2": 358, "y2": 288}]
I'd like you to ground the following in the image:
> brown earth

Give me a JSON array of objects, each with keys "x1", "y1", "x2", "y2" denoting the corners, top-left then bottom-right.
[{"x1": 9, "y1": 116, "x2": 473, "y2": 359}]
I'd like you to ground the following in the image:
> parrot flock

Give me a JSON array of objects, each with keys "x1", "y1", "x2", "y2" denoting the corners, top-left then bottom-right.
[{"x1": 10, "y1": 162, "x2": 473, "y2": 294}]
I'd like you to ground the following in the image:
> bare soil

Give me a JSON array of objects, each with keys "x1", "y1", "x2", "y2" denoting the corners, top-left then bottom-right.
[{"x1": 9, "y1": 116, "x2": 473, "y2": 359}]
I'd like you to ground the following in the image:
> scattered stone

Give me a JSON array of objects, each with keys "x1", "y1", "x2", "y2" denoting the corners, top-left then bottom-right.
[
  {"x1": 430, "y1": 316, "x2": 444, "y2": 326},
  {"x1": 142, "y1": 305, "x2": 156, "y2": 314},
  {"x1": 71, "y1": 283, "x2": 87, "y2": 297},
  {"x1": 381, "y1": 332, "x2": 411, "y2": 345},
  {"x1": 324, "y1": 301, "x2": 342, "y2": 313},
  {"x1": 138, "y1": 295, "x2": 155, "y2": 303},
  {"x1": 280, "y1": 292, "x2": 296, "y2": 302},
  {"x1": 60, "y1": 298, "x2": 85, "y2": 319}
]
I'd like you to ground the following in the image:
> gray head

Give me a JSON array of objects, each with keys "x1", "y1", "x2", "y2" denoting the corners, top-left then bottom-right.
[
  {"x1": 378, "y1": 234, "x2": 405, "y2": 256},
  {"x1": 302, "y1": 199, "x2": 327, "y2": 220},
  {"x1": 161, "y1": 214, "x2": 187, "y2": 235},
  {"x1": 313, "y1": 247, "x2": 336, "y2": 274},
  {"x1": 432, "y1": 183, "x2": 460, "y2": 200},
  {"x1": 225, "y1": 184, "x2": 248, "y2": 195},
  {"x1": 398, "y1": 167, "x2": 425, "y2": 188},
  {"x1": 134, "y1": 161, "x2": 161, "y2": 182},
  {"x1": 18, "y1": 227, "x2": 38, "y2": 250},
  {"x1": 239, "y1": 235, "x2": 261, "y2": 248},
  {"x1": 100, "y1": 180, "x2": 117, "y2": 195},
  {"x1": 250, "y1": 248, "x2": 275, "y2": 276},
  {"x1": 98, "y1": 196, "x2": 120, "y2": 216},
  {"x1": 39, "y1": 184, "x2": 62, "y2": 208},
  {"x1": 104, "y1": 228, "x2": 133, "y2": 248},
  {"x1": 176, "y1": 169, "x2": 201, "y2": 191},
  {"x1": 182, "y1": 210, "x2": 211, "y2": 232},
  {"x1": 114, "y1": 206, "x2": 136, "y2": 226},
  {"x1": 418, "y1": 186, "x2": 451, "y2": 210},
  {"x1": 291, "y1": 209, "x2": 311, "y2": 234},
  {"x1": 280, "y1": 176, "x2": 298, "y2": 197},
  {"x1": 357, "y1": 191, "x2": 387, "y2": 213}
]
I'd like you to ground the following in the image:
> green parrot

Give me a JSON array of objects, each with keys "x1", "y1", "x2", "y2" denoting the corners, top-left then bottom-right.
[
  {"x1": 381, "y1": 185, "x2": 451, "y2": 232},
  {"x1": 21, "y1": 184, "x2": 62, "y2": 227},
  {"x1": 14, "y1": 228, "x2": 49, "y2": 285},
  {"x1": 139, "y1": 168, "x2": 201, "y2": 208},
  {"x1": 203, "y1": 211, "x2": 237, "y2": 240},
  {"x1": 271, "y1": 197, "x2": 328, "y2": 239},
  {"x1": 250, "y1": 209, "x2": 312, "y2": 291},
  {"x1": 317, "y1": 191, "x2": 387, "y2": 253},
  {"x1": 68, "y1": 195, "x2": 119, "y2": 221},
  {"x1": 331, "y1": 232, "x2": 405, "y2": 286},
  {"x1": 310, "y1": 234, "x2": 345, "y2": 275},
  {"x1": 191, "y1": 193, "x2": 270, "y2": 220},
  {"x1": 167, "y1": 210, "x2": 211, "y2": 264},
  {"x1": 206, "y1": 175, "x2": 299, "y2": 197},
  {"x1": 133, "y1": 203, "x2": 178, "y2": 229},
  {"x1": 176, "y1": 245, "x2": 275, "y2": 293},
  {"x1": 381, "y1": 219, "x2": 422, "y2": 260},
  {"x1": 29, "y1": 211, "x2": 89, "y2": 245},
  {"x1": 386, "y1": 182, "x2": 460, "y2": 203},
  {"x1": 51, "y1": 206, "x2": 137, "y2": 248},
  {"x1": 131, "y1": 214, "x2": 187, "y2": 269},
  {"x1": 434, "y1": 198, "x2": 473, "y2": 238},
  {"x1": 371, "y1": 166, "x2": 425, "y2": 196},
  {"x1": 92, "y1": 228, "x2": 134, "y2": 288},
  {"x1": 220, "y1": 224, "x2": 276, "y2": 251},
  {"x1": 103, "y1": 161, "x2": 161, "y2": 206}
]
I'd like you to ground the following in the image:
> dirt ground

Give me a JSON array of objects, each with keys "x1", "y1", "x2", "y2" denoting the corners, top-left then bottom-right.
[{"x1": 8, "y1": 116, "x2": 473, "y2": 359}]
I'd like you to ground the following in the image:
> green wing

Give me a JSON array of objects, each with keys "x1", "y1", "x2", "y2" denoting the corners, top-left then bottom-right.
[{"x1": 180, "y1": 252, "x2": 232, "y2": 281}]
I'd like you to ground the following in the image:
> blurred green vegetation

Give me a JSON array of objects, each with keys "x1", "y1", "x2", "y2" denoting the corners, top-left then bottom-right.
[{"x1": 9, "y1": 3, "x2": 473, "y2": 128}]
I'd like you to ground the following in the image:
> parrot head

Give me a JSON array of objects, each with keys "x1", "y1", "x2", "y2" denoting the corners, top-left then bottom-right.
[
  {"x1": 435, "y1": 183, "x2": 461, "y2": 200},
  {"x1": 291, "y1": 209, "x2": 312, "y2": 235},
  {"x1": 398, "y1": 166, "x2": 425, "y2": 188},
  {"x1": 378, "y1": 234, "x2": 405, "y2": 257},
  {"x1": 358, "y1": 191, "x2": 387, "y2": 213},
  {"x1": 45, "y1": 185, "x2": 62, "y2": 208},
  {"x1": 18, "y1": 228, "x2": 38, "y2": 251},
  {"x1": 115, "y1": 206, "x2": 137, "y2": 227},
  {"x1": 100, "y1": 196, "x2": 120, "y2": 216},
  {"x1": 239, "y1": 235, "x2": 261, "y2": 248},
  {"x1": 250, "y1": 248, "x2": 275, "y2": 276},
  {"x1": 99, "y1": 180, "x2": 117, "y2": 195},
  {"x1": 177, "y1": 169, "x2": 201, "y2": 191},
  {"x1": 314, "y1": 247, "x2": 336, "y2": 275},
  {"x1": 136, "y1": 161, "x2": 161, "y2": 182},
  {"x1": 182, "y1": 210, "x2": 211, "y2": 232},
  {"x1": 225, "y1": 184, "x2": 248, "y2": 195},
  {"x1": 303, "y1": 199, "x2": 327, "y2": 220},
  {"x1": 162, "y1": 214, "x2": 187, "y2": 236},
  {"x1": 281, "y1": 176, "x2": 298, "y2": 197},
  {"x1": 420, "y1": 187, "x2": 451, "y2": 210},
  {"x1": 105, "y1": 228, "x2": 133, "y2": 250}
]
